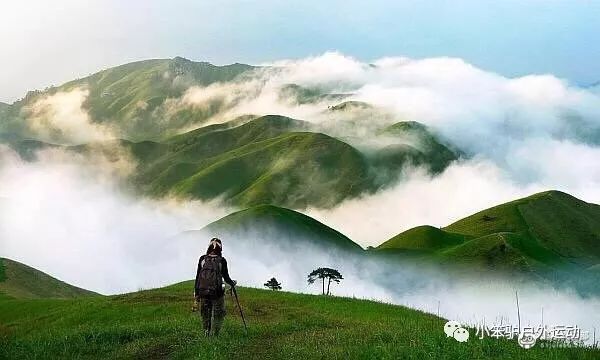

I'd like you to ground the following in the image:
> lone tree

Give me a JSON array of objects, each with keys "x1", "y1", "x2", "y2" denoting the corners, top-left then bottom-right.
[
  {"x1": 307, "y1": 267, "x2": 343, "y2": 295},
  {"x1": 264, "y1": 277, "x2": 282, "y2": 291}
]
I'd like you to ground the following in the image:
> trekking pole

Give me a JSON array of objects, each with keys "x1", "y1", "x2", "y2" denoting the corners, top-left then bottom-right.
[{"x1": 231, "y1": 285, "x2": 248, "y2": 333}]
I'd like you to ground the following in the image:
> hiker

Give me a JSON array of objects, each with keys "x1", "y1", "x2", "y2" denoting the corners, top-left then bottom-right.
[{"x1": 194, "y1": 238, "x2": 237, "y2": 336}]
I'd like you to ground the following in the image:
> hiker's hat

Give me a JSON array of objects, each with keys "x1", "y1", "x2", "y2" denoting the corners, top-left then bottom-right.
[{"x1": 210, "y1": 237, "x2": 222, "y2": 249}]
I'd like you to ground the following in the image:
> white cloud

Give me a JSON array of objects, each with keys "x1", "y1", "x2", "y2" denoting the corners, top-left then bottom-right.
[
  {"x1": 24, "y1": 88, "x2": 116, "y2": 144},
  {"x1": 308, "y1": 160, "x2": 543, "y2": 246},
  {"x1": 157, "y1": 53, "x2": 600, "y2": 246},
  {"x1": 308, "y1": 139, "x2": 600, "y2": 247},
  {"x1": 166, "y1": 53, "x2": 600, "y2": 157},
  {"x1": 0, "y1": 148, "x2": 228, "y2": 294}
]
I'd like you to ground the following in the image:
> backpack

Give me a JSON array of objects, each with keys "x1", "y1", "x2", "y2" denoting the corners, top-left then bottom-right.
[{"x1": 196, "y1": 255, "x2": 223, "y2": 299}]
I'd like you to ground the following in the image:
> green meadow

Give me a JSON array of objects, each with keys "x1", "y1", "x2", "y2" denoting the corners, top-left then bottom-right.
[{"x1": 1, "y1": 281, "x2": 598, "y2": 360}]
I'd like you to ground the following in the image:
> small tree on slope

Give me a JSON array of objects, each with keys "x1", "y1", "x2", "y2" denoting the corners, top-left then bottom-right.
[
  {"x1": 264, "y1": 277, "x2": 282, "y2": 291},
  {"x1": 307, "y1": 267, "x2": 343, "y2": 295}
]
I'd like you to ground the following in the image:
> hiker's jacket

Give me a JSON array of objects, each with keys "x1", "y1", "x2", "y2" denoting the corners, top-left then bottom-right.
[{"x1": 194, "y1": 255, "x2": 235, "y2": 297}]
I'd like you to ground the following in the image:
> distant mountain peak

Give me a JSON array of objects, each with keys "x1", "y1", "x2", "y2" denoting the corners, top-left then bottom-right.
[{"x1": 172, "y1": 56, "x2": 191, "y2": 62}]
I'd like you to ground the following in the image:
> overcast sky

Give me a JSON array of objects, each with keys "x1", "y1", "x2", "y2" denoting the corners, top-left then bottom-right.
[{"x1": 1, "y1": 0, "x2": 599, "y2": 102}]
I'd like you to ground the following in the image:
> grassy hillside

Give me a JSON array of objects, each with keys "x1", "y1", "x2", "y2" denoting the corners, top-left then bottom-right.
[
  {"x1": 0, "y1": 258, "x2": 96, "y2": 299},
  {"x1": 1, "y1": 281, "x2": 596, "y2": 359},
  {"x1": 1, "y1": 113, "x2": 457, "y2": 209},
  {"x1": 132, "y1": 115, "x2": 461, "y2": 208},
  {"x1": 373, "y1": 121, "x2": 460, "y2": 174},
  {"x1": 0, "y1": 102, "x2": 9, "y2": 117},
  {"x1": 0, "y1": 259, "x2": 5, "y2": 282},
  {"x1": 444, "y1": 190, "x2": 600, "y2": 268},
  {"x1": 278, "y1": 84, "x2": 348, "y2": 104},
  {"x1": 322, "y1": 104, "x2": 460, "y2": 179},
  {"x1": 200, "y1": 204, "x2": 363, "y2": 252},
  {"x1": 131, "y1": 115, "x2": 372, "y2": 208},
  {"x1": 377, "y1": 191, "x2": 600, "y2": 287},
  {"x1": 1, "y1": 114, "x2": 373, "y2": 208},
  {"x1": 377, "y1": 226, "x2": 468, "y2": 252},
  {"x1": 1, "y1": 57, "x2": 256, "y2": 140},
  {"x1": 436, "y1": 233, "x2": 538, "y2": 274}
]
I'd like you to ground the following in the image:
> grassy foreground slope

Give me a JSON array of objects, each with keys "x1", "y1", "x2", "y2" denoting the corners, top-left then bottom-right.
[
  {"x1": 1, "y1": 281, "x2": 596, "y2": 360},
  {"x1": 0, "y1": 258, "x2": 96, "y2": 299}
]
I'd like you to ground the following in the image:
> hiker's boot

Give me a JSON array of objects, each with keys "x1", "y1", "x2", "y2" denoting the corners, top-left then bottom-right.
[{"x1": 202, "y1": 319, "x2": 211, "y2": 337}]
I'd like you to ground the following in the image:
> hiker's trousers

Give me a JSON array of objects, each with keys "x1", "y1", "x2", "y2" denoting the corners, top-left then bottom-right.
[{"x1": 200, "y1": 296, "x2": 226, "y2": 335}]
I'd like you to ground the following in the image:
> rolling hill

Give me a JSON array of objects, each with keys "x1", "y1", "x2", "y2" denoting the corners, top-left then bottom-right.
[
  {"x1": 0, "y1": 258, "x2": 96, "y2": 299},
  {"x1": 372, "y1": 121, "x2": 460, "y2": 174},
  {"x1": 444, "y1": 190, "x2": 600, "y2": 267},
  {"x1": 132, "y1": 114, "x2": 460, "y2": 207},
  {"x1": 377, "y1": 225, "x2": 467, "y2": 253},
  {"x1": 186, "y1": 190, "x2": 599, "y2": 290},
  {"x1": 130, "y1": 115, "x2": 373, "y2": 208},
  {"x1": 2, "y1": 113, "x2": 458, "y2": 208},
  {"x1": 376, "y1": 191, "x2": 600, "y2": 286},
  {"x1": 1, "y1": 280, "x2": 596, "y2": 359},
  {"x1": 184, "y1": 204, "x2": 363, "y2": 253}
]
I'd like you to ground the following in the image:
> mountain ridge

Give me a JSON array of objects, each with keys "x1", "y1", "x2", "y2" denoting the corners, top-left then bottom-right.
[
  {"x1": 1, "y1": 57, "x2": 258, "y2": 140},
  {"x1": 3, "y1": 113, "x2": 457, "y2": 208}
]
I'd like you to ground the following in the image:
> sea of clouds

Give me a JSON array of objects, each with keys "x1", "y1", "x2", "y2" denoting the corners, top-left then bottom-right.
[
  {"x1": 158, "y1": 52, "x2": 600, "y2": 244},
  {"x1": 1, "y1": 52, "x2": 599, "y2": 341}
]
